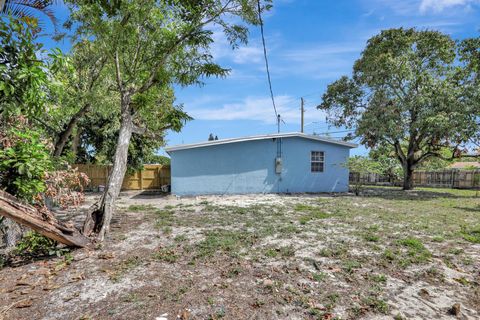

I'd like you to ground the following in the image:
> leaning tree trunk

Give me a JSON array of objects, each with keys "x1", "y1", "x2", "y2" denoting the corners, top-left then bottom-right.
[
  {"x1": 402, "y1": 163, "x2": 414, "y2": 191},
  {"x1": 53, "y1": 104, "x2": 90, "y2": 157},
  {"x1": 71, "y1": 128, "x2": 82, "y2": 159},
  {"x1": 83, "y1": 97, "x2": 133, "y2": 241},
  {"x1": 0, "y1": 190, "x2": 90, "y2": 247}
]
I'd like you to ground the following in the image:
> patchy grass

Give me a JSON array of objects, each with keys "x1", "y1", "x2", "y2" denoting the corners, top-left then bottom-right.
[
  {"x1": 396, "y1": 237, "x2": 432, "y2": 266},
  {"x1": 370, "y1": 273, "x2": 387, "y2": 284},
  {"x1": 460, "y1": 226, "x2": 480, "y2": 243},
  {"x1": 318, "y1": 244, "x2": 349, "y2": 258},
  {"x1": 362, "y1": 295, "x2": 389, "y2": 314},
  {"x1": 2, "y1": 187, "x2": 480, "y2": 320},
  {"x1": 263, "y1": 246, "x2": 295, "y2": 258},
  {"x1": 363, "y1": 232, "x2": 380, "y2": 242},
  {"x1": 100, "y1": 188, "x2": 480, "y2": 318},
  {"x1": 295, "y1": 204, "x2": 329, "y2": 224},
  {"x1": 128, "y1": 204, "x2": 156, "y2": 212},
  {"x1": 312, "y1": 272, "x2": 328, "y2": 282},
  {"x1": 108, "y1": 256, "x2": 142, "y2": 282},
  {"x1": 152, "y1": 247, "x2": 177, "y2": 263},
  {"x1": 342, "y1": 259, "x2": 362, "y2": 274},
  {"x1": 194, "y1": 229, "x2": 257, "y2": 258}
]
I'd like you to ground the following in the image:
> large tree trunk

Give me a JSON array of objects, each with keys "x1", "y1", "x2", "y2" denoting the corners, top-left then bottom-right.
[
  {"x1": 83, "y1": 97, "x2": 133, "y2": 241},
  {"x1": 402, "y1": 163, "x2": 414, "y2": 190},
  {"x1": 71, "y1": 127, "x2": 82, "y2": 159},
  {"x1": 0, "y1": 191, "x2": 90, "y2": 247},
  {"x1": 53, "y1": 104, "x2": 90, "y2": 157}
]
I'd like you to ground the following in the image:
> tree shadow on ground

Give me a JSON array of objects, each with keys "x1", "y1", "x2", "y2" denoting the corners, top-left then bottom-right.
[
  {"x1": 129, "y1": 190, "x2": 170, "y2": 199},
  {"x1": 453, "y1": 206, "x2": 480, "y2": 213},
  {"x1": 0, "y1": 250, "x2": 71, "y2": 268},
  {"x1": 358, "y1": 187, "x2": 480, "y2": 201}
]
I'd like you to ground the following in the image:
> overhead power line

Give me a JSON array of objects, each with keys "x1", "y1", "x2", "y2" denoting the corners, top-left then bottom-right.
[
  {"x1": 314, "y1": 129, "x2": 356, "y2": 135},
  {"x1": 257, "y1": 0, "x2": 278, "y2": 122},
  {"x1": 271, "y1": 91, "x2": 324, "y2": 110}
]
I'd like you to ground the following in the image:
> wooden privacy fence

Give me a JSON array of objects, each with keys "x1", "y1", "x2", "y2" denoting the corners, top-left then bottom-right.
[
  {"x1": 74, "y1": 164, "x2": 171, "y2": 191},
  {"x1": 350, "y1": 169, "x2": 480, "y2": 189}
]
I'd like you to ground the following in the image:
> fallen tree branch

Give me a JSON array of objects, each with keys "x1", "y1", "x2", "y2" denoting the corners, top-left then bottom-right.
[{"x1": 0, "y1": 190, "x2": 90, "y2": 248}]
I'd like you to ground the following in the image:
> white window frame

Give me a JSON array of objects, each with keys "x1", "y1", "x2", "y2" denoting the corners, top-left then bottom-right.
[{"x1": 311, "y1": 151, "x2": 325, "y2": 173}]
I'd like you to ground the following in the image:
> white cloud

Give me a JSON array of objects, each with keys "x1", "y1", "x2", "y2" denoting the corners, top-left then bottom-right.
[
  {"x1": 232, "y1": 46, "x2": 264, "y2": 64},
  {"x1": 277, "y1": 43, "x2": 362, "y2": 79},
  {"x1": 283, "y1": 44, "x2": 360, "y2": 60},
  {"x1": 420, "y1": 0, "x2": 480, "y2": 13},
  {"x1": 189, "y1": 95, "x2": 304, "y2": 124},
  {"x1": 177, "y1": 93, "x2": 229, "y2": 109},
  {"x1": 368, "y1": 0, "x2": 479, "y2": 15},
  {"x1": 209, "y1": 27, "x2": 264, "y2": 66},
  {"x1": 371, "y1": 0, "x2": 420, "y2": 15}
]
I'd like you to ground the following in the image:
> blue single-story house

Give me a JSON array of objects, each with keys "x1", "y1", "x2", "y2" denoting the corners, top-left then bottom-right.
[{"x1": 165, "y1": 132, "x2": 357, "y2": 196}]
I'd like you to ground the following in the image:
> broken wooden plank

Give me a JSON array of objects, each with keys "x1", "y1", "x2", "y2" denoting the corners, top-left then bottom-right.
[{"x1": 0, "y1": 190, "x2": 90, "y2": 248}]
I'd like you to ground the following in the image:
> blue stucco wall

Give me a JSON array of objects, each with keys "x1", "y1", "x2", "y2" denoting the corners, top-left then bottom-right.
[{"x1": 169, "y1": 137, "x2": 351, "y2": 195}]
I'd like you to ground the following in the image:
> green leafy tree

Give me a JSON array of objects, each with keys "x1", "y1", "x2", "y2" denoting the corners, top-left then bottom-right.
[
  {"x1": 67, "y1": 0, "x2": 267, "y2": 240},
  {"x1": 0, "y1": 16, "x2": 53, "y2": 201},
  {"x1": 319, "y1": 28, "x2": 480, "y2": 190},
  {"x1": 0, "y1": 16, "x2": 51, "y2": 249},
  {"x1": 45, "y1": 42, "x2": 108, "y2": 158},
  {"x1": 0, "y1": 13, "x2": 95, "y2": 250},
  {"x1": 0, "y1": 18, "x2": 100, "y2": 160},
  {"x1": 74, "y1": 94, "x2": 184, "y2": 171},
  {"x1": 0, "y1": 16, "x2": 48, "y2": 118},
  {"x1": 458, "y1": 35, "x2": 480, "y2": 151},
  {"x1": 369, "y1": 147, "x2": 403, "y2": 181},
  {"x1": 146, "y1": 154, "x2": 170, "y2": 165}
]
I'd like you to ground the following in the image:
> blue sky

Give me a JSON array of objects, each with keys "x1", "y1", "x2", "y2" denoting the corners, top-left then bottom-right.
[{"x1": 41, "y1": 0, "x2": 480, "y2": 156}]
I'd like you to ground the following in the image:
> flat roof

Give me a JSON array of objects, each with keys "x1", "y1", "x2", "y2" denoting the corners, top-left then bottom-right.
[{"x1": 165, "y1": 132, "x2": 358, "y2": 153}]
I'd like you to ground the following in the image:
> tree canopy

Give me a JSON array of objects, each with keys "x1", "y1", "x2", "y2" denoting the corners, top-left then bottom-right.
[
  {"x1": 0, "y1": 16, "x2": 48, "y2": 118},
  {"x1": 64, "y1": 0, "x2": 267, "y2": 240},
  {"x1": 318, "y1": 28, "x2": 480, "y2": 190}
]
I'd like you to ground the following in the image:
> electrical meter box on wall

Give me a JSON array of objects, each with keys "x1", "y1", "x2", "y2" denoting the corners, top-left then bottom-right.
[{"x1": 275, "y1": 157, "x2": 282, "y2": 174}]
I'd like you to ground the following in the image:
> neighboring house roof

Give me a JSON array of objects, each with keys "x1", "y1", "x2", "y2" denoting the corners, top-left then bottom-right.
[
  {"x1": 165, "y1": 132, "x2": 358, "y2": 153},
  {"x1": 448, "y1": 162, "x2": 480, "y2": 169}
]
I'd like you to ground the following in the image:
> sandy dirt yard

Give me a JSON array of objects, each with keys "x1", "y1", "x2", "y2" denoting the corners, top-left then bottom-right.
[{"x1": 0, "y1": 187, "x2": 479, "y2": 320}]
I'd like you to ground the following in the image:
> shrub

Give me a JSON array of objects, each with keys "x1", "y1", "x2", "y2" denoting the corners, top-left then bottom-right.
[
  {"x1": 345, "y1": 156, "x2": 382, "y2": 196},
  {"x1": 0, "y1": 127, "x2": 52, "y2": 201},
  {"x1": 13, "y1": 231, "x2": 68, "y2": 258},
  {"x1": 43, "y1": 165, "x2": 90, "y2": 208}
]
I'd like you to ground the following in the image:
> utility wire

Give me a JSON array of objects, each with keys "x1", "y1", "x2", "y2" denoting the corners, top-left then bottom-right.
[
  {"x1": 257, "y1": 0, "x2": 278, "y2": 121},
  {"x1": 271, "y1": 91, "x2": 324, "y2": 110},
  {"x1": 314, "y1": 129, "x2": 356, "y2": 135}
]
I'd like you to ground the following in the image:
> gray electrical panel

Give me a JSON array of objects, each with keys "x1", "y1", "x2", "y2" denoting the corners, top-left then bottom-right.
[{"x1": 275, "y1": 157, "x2": 282, "y2": 174}]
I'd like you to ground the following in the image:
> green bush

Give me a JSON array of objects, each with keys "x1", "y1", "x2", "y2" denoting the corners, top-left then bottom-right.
[
  {"x1": 0, "y1": 128, "x2": 52, "y2": 201},
  {"x1": 13, "y1": 231, "x2": 67, "y2": 257}
]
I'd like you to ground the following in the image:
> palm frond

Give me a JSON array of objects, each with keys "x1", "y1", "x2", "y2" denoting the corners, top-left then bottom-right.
[{"x1": 1, "y1": 0, "x2": 59, "y2": 30}]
